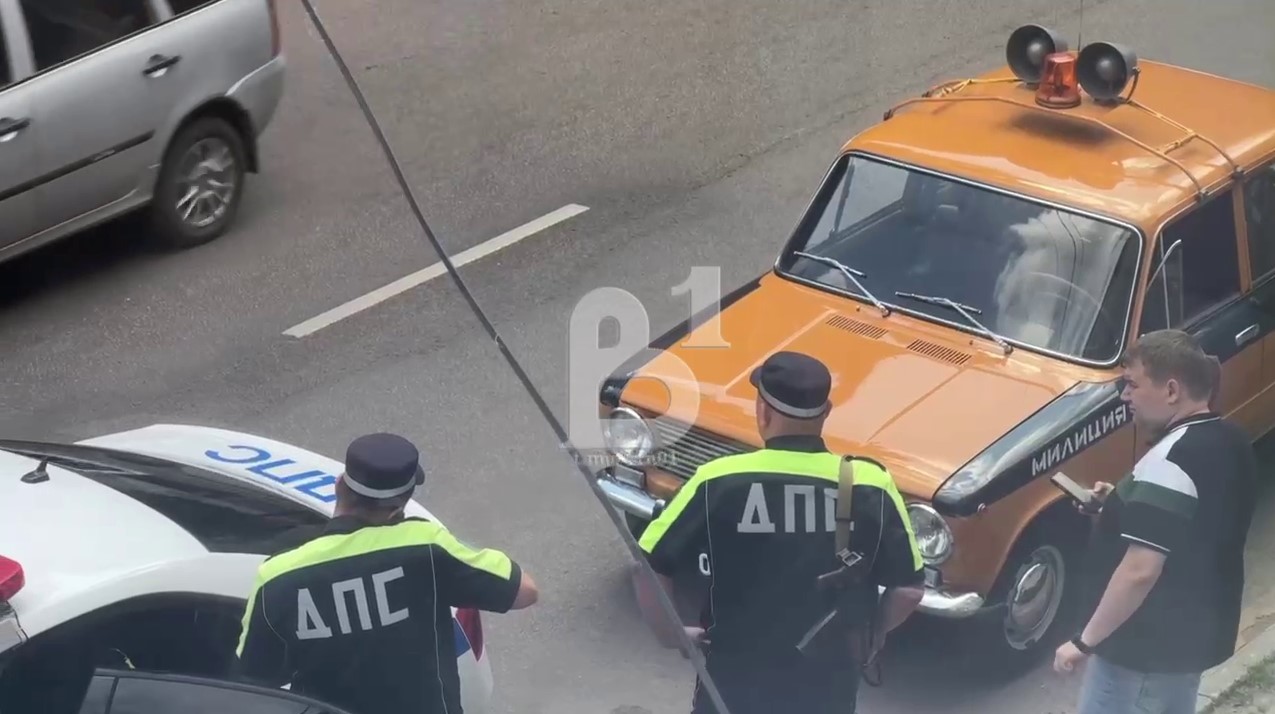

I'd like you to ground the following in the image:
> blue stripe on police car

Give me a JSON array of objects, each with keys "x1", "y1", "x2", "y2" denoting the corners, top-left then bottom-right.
[{"x1": 205, "y1": 444, "x2": 339, "y2": 503}]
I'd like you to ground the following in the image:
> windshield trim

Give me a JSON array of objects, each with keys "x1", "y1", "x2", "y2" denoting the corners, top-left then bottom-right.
[{"x1": 771, "y1": 150, "x2": 1146, "y2": 369}]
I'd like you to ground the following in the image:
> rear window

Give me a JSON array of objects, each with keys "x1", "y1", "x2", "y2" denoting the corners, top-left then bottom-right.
[{"x1": 0, "y1": 443, "x2": 329, "y2": 555}]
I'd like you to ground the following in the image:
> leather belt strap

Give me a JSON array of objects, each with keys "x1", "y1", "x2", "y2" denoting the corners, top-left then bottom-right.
[{"x1": 835, "y1": 456, "x2": 856, "y2": 561}]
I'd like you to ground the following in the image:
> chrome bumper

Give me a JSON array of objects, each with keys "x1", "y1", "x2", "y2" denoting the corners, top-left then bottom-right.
[
  {"x1": 880, "y1": 584, "x2": 985, "y2": 618},
  {"x1": 596, "y1": 467, "x2": 986, "y2": 618},
  {"x1": 597, "y1": 465, "x2": 666, "y2": 520}
]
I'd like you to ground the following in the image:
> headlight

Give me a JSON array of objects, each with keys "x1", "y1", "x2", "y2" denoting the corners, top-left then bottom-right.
[
  {"x1": 603, "y1": 407, "x2": 655, "y2": 466},
  {"x1": 907, "y1": 503, "x2": 954, "y2": 565}
]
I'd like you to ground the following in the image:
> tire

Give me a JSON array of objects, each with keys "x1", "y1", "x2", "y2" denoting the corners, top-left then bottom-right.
[
  {"x1": 956, "y1": 510, "x2": 1087, "y2": 680},
  {"x1": 148, "y1": 116, "x2": 248, "y2": 250}
]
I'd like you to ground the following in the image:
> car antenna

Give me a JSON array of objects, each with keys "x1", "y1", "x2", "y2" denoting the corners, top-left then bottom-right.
[
  {"x1": 1077, "y1": 0, "x2": 1085, "y2": 48},
  {"x1": 21, "y1": 458, "x2": 50, "y2": 484}
]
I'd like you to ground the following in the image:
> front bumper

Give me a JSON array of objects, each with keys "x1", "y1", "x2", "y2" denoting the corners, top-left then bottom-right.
[{"x1": 596, "y1": 466, "x2": 986, "y2": 619}]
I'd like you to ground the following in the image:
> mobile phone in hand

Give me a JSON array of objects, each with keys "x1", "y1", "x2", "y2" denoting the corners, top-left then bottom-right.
[{"x1": 1050, "y1": 472, "x2": 1099, "y2": 513}]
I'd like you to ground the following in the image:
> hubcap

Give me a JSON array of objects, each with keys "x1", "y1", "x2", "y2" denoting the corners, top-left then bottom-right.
[
  {"x1": 174, "y1": 138, "x2": 237, "y2": 229},
  {"x1": 1004, "y1": 544, "x2": 1066, "y2": 650}
]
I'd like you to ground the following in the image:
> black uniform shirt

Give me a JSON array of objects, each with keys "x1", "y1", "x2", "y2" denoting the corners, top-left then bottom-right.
[
  {"x1": 638, "y1": 435, "x2": 925, "y2": 659},
  {"x1": 236, "y1": 515, "x2": 523, "y2": 714}
]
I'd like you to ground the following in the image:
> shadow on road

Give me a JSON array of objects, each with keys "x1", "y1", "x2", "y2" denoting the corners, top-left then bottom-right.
[{"x1": 0, "y1": 213, "x2": 154, "y2": 308}]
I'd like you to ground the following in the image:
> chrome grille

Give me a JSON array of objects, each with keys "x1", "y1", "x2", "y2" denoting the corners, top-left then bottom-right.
[{"x1": 650, "y1": 417, "x2": 754, "y2": 479}]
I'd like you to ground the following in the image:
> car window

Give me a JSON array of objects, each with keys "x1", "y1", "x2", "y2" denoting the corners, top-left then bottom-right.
[
  {"x1": 19, "y1": 0, "x2": 157, "y2": 73},
  {"x1": 0, "y1": 16, "x2": 10, "y2": 87},
  {"x1": 76, "y1": 675, "x2": 114, "y2": 714},
  {"x1": 0, "y1": 442, "x2": 330, "y2": 555},
  {"x1": 110, "y1": 677, "x2": 309, "y2": 714},
  {"x1": 1139, "y1": 189, "x2": 1242, "y2": 334},
  {"x1": 778, "y1": 153, "x2": 1141, "y2": 363},
  {"x1": 169, "y1": 0, "x2": 219, "y2": 15},
  {"x1": 1244, "y1": 164, "x2": 1275, "y2": 283}
]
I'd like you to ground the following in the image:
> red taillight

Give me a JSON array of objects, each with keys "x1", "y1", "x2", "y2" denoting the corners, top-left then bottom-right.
[
  {"x1": 266, "y1": 0, "x2": 281, "y2": 57},
  {"x1": 1035, "y1": 53, "x2": 1082, "y2": 109},
  {"x1": 456, "y1": 608, "x2": 484, "y2": 659},
  {"x1": 0, "y1": 557, "x2": 24, "y2": 602}
]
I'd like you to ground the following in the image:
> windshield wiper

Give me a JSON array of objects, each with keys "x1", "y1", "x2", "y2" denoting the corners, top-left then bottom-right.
[
  {"x1": 894, "y1": 291, "x2": 1013, "y2": 355},
  {"x1": 793, "y1": 251, "x2": 890, "y2": 317}
]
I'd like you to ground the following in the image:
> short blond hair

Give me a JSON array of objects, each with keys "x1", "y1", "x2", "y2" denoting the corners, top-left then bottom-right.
[{"x1": 1124, "y1": 329, "x2": 1220, "y2": 402}]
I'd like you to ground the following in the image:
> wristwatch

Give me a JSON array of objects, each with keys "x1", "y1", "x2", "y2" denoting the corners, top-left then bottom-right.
[{"x1": 1071, "y1": 635, "x2": 1095, "y2": 654}]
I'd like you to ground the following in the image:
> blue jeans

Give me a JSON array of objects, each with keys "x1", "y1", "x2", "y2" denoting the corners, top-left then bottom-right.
[{"x1": 1078, "y1": 655, "x2": 1202, "y2": 714}]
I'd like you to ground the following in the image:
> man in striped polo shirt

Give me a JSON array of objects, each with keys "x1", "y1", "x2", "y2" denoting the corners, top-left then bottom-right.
[{"x1": 1055, "y1": 329, "x2": 1257, "y2": 714}]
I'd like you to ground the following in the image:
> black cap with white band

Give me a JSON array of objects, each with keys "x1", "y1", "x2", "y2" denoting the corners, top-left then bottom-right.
[
  {"x1": 749, "y1": 350, "x2": 833, "y2": 420},
  {"x1": 340, "y1": 432, "x2": 426, "y2": 500}
]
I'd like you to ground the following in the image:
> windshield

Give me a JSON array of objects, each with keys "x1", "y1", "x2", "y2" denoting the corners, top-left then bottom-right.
[
  {"x1": 0, "y1": 441, "x2": 328, "y2": 555},
  {"x1": 776, "y1": 153, "x2": 1141, "y2": 363}
]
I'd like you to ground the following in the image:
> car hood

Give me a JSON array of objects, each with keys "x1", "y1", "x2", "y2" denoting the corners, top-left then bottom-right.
[{"x1": 619, "y1": 274, "x2": 1084, "y2": 499}]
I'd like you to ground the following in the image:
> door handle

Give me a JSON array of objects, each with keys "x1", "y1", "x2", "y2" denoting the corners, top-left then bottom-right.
[
  {"x1": 142, "y1": 54, "x2": 182, "y2": 77},
  {"x1": 0, "y1": 117, "x2": 30, "y2": 142},
  {"x1": 1236, "y1": 324, "x2": 1259, "y2": 346}
]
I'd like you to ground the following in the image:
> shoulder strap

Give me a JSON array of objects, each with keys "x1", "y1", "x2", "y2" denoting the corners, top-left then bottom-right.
[{"x1": 835, "y1": 456, "x2": 856, "y2": 554}]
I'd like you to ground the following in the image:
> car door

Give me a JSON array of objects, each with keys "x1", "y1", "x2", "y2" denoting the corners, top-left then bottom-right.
[
  {"x1": 79, "y1": 668, "x2": 360, "y2": 714},
  {"x1": 14, "y1": 0, "x2": 176, "y2": 234},
  {"x1": 0, "y1": 0, "x2": 42, "y2": 248},
  {"x1": 1135, "y1": 185, "x2": 1271, "y2": 443},
  {"x1": 1240, "y1": 160, "x2": 1275, "y2": 439}
]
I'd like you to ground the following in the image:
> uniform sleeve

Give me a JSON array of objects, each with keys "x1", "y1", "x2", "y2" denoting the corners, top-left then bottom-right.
[
  {"x1": 637, "y1": 467, "x2": 710, "y2": 577},
  {"x1": 234, "y1": 578, "x2": 290, "y2": 687},
  {"x1": 868, "y1": 474, "x2": 925, "y2": 588},
  {"x1": 1121, "y1": 456, "x2": 1198, "y2": 554},
  {"x1": 431, "y1": 529, "x2": 524, "y2": 613}
]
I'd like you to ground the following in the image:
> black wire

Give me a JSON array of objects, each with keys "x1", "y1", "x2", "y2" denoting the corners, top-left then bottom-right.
[{"x1": 297, "y1": 3, "x2": 731, "y2": 712}]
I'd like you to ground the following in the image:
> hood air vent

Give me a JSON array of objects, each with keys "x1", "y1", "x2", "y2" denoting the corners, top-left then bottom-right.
[
  {"x1": 825, "y1": 314, "x2": 887, "y2": 339},
  {"x1": 907, "y1": 339, "x2": 971, "y2": 365}
]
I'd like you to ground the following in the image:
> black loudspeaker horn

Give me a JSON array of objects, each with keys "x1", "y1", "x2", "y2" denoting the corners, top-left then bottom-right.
[
  {"x1": 1078, "y1": 42, "x2": 1138, "y2": 101},
  {"x1": 1007, "y1": 24, "x2": 1070, "y2": 84}
]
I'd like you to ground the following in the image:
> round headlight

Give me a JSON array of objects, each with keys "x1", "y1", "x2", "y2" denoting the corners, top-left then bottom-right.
[
  {"x1": 603, "y1": 408, "x2": 655, "y2": 466},
  {"x1": 907, "y1": 503, "x2": 954, "y2": 565}
]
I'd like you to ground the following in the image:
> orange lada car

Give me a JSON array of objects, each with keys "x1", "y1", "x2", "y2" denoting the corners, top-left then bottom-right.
[{"x1": 592, "y1": 25, "x2": 1275, "y2": 670}]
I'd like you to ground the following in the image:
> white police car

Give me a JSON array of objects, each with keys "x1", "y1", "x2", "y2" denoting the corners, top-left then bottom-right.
[{"x1": 0, "y1": 424, "x2": 495, "y2": 714}]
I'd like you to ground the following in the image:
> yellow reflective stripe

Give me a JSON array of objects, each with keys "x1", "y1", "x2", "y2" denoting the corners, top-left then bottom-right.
[
  {"x1": 431, "y1": 528, "x2": 513, "y2": 579},
  {"x1": 855, "y1": 460, "x2": 924, "y2": 571},
  {"x1": 638, "y1": 467, "x2": 709, "y2": 553},
  {"x1": 701, "y1": 449, "x2": 844, "y2": 482},
  {"x1": 256, "y1": 520, "x2": 442, "y2": 585},
  {"x1": 236, "y1": 572, "x2": 265, "y2": 657},
  {"x1": 236, "y1": 519, "x2": 510, "y2": 657},
  {"x1": 639, "y1": 449, "x2": 840, "y2": 553}
]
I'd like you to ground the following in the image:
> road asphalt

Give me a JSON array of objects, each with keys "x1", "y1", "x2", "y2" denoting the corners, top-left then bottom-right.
[{"x1": 1, "y1": 0, "x2": 1273, "y2": 712}]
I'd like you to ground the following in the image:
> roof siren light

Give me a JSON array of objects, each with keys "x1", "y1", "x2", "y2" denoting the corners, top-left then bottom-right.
[
  {"x1": 1035, "y1": 53, "x2": 1083, "y2": 108},
  {"x1": 1078, "y1": 41, "x2": 1140, "y2": 104},
  {"x1": 1007, "y1": 24, "x2": 1070, "y2": 85}
]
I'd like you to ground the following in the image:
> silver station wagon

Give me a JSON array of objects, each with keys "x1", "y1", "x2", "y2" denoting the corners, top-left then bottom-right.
[{"x1": 0, "y1": 0, "x2": 285, "y2": 262}]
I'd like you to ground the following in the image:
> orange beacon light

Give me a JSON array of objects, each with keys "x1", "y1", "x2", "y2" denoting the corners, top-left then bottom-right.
[{"x1": 1035, "y1": 53, "x2": 1083, "y2": 108}]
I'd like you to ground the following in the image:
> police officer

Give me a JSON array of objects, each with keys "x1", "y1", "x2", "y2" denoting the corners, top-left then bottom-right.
[
  {"x1": 634, "y1": 351, "x2": 925, "y2": 714},
  {"x1": 235, "y1": 433, "x2": 539, "y2": 714}
]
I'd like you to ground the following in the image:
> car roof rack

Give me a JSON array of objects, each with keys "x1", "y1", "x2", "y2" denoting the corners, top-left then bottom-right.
[{"x1": 881, "y1": 75, "x2": 1244, "y2": 202}]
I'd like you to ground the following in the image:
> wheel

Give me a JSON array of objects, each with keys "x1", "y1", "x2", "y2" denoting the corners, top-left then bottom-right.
[
  {"x1": 148, "y1": 116, "x2": 247, "y2": 250},
  {"x1": 957, "y1": 511, "x2": 1086, "y2": 679}
]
